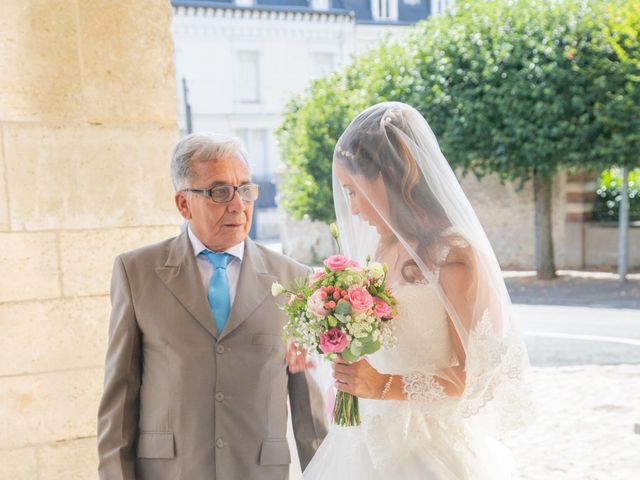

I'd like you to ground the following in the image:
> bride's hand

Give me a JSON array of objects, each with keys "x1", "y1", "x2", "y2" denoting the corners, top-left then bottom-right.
[
  {"x1": 332, "y1": 356, "x2": 387, "y2": 399},
  {"x1": 286, "y1": 339, "x2": 315, "y2": 373}
]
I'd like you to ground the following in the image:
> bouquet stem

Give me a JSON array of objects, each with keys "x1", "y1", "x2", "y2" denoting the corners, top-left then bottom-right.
[{"x1": 332, "y1": 391, "x2": 361, "y2": 426}]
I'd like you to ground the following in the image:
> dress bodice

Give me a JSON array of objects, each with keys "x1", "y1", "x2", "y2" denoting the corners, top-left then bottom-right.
[
  {"x1": 305, "y1": 283, "x2": 490, "y2": 480},
  {"x1": 368, "y1": 282, "x2": 456, "y2": 375}
]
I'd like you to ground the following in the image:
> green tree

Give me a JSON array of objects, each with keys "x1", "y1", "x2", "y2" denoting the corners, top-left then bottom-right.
[
  {"x1": 278, "y1": 0, "x2": 639, "y2": 279},
  {"x1": 591, "y1": 0, "x2": 640, "y2": 170},
  {"x1": 409, "y1": 0, "x2": 640, "y2": 279},
  {"x1": 277, "y1": 40, "x2": 412, "y2": 223}
]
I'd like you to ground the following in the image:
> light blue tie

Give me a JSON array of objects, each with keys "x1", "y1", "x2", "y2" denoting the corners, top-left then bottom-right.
[{"x1": 200, "y1": 251, "x2": 231, "y2": 334}]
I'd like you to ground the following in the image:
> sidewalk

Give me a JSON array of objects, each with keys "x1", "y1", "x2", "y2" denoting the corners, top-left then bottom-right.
[{"x1": 504, "y1": 270, "x2": 640, "y2": 309}]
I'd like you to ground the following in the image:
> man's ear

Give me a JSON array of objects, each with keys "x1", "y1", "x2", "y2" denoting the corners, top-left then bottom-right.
[{"x1": 175, "y1": 192, "x2": 192, "y2": 220}]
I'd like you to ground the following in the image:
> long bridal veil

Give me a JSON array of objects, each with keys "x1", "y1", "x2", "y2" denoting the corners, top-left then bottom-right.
[{"x1": 332, "y1": 102, "x2": 531, "y2": 431}]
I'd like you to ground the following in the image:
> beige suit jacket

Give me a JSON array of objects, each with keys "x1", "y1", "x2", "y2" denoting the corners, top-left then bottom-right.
[{"x1": 97, "y1": 232, "x2": 327, "y2": 480}]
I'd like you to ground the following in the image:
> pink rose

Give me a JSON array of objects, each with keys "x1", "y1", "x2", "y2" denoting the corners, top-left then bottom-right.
[
  {"x1": 323, "y1": 255, "x2": 360, "y2": 272},
  {"x1": 373, "y1": 298, "x2": 393, "y2": 318},
  {"x1": 307, "y1": 289, "x2": 328, "y2": 317},
  {"x1": 319, "y1": 328, "x2": 349, "y2": 354},
  {"x1": 308, "y1": 270, "x2": 325, "y2": 285},
  {"x1": 347, "y1": 286, "x2": 374, "y2": 313}
]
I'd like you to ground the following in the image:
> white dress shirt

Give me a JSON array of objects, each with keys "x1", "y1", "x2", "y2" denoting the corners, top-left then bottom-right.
[{"x1": 187, "y1": 224, "x2": 244, "y2": 305}]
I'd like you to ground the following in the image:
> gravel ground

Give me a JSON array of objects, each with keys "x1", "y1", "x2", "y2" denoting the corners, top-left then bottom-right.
[{"x1": 502, "y1": 364, "x2": 640, "y2": 480}]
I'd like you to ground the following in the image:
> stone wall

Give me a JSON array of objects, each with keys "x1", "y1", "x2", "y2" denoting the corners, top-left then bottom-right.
[
  {"x1": 283, "y1": 169, "x2": 640, "y2": 271},
  {"x1": 0, "y1": 2, "x2": 180, "y2": 478},
  {"x1": 458, "y1": 172, "x2": 568, "y2": 269},
  {"x1": 282, "y1": 171, "x2": 571, "y2": 269}
]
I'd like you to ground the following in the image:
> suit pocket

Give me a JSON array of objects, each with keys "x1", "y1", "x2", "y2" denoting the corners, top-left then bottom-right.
[
  {"x1": 137, "y1": 432, "x2": 175, "y2": 459},
  {"x1": 252, "y1": 334, "x2": 282, "y2": 347},
  {"x1": 259, "y1": 439, "x2": 291, "y2": 465}
]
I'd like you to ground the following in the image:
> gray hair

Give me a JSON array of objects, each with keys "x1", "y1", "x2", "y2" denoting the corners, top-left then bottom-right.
[{"x1": 170, "y1": 133, "x2": 249, "y2": 191}]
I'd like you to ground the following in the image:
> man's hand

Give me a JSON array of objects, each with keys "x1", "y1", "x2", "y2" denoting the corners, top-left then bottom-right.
[{"x1": 286, "y1": 339, "x2": 315, "y2": 373}]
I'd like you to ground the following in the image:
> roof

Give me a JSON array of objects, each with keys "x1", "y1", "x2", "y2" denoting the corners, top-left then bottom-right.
[{"x1": 171, "y1": 0, "x2": 430, "y2": 24}]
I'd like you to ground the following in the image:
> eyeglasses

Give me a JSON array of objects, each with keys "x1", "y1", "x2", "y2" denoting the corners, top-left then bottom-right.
[{"x1": 182, "y1": 184, "x2": 260, "y2": 203}]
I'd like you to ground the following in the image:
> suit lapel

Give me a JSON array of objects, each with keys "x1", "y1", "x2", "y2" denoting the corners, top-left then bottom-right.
[
  {"x1": 155, "y1": 231, "x2": 218, "y2": 339},
  {"x1": 220, "y1": 239, "x2": 276, "y2": 341}
]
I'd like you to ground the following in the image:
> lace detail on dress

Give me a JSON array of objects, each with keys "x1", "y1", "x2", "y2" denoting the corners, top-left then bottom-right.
[
  {"x1": 459, "y1": 310, "x2": 531, "y2": 429},
  {"x1": 402, "y1": 371, "x2": 447, "y2": 402}
]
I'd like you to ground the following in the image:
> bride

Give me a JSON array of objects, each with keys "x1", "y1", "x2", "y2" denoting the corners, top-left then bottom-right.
[{"x1": 300, "y1": 102, "x2": 531, "y2": 479}]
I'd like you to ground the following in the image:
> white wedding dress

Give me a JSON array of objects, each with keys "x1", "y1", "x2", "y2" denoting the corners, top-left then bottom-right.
[{"x1": 303, "y1": 283, "x2": 515, "y2": 480}]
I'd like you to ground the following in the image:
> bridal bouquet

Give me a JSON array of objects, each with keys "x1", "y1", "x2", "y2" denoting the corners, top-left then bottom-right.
[{"x1": 272, "y1": 226, "x2": 398, "y2": 426}]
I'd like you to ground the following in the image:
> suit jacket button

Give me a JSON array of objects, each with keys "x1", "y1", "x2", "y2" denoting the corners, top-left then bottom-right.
[
  {"x1": 215, "y1": 392, "x2": 224, "y2": 401},
  {"x1": 216, "y1": 438, "x2": 224, "y2": 448},
  {"x1": 216, "y1": 345, "x2": 225, "y2": 354}
]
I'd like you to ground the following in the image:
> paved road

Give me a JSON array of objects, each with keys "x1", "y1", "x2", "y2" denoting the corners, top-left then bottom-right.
[
  {"x1": 515, "y1": 304, "x2": 640, "y2": 366},
  {"x1": 505, "y1": 271, "x2": 640, "y2": 309}
]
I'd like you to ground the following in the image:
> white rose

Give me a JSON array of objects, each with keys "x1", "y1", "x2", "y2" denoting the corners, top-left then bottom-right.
[
  {"x1": 271, "y1": 282, "x2": 285, "y2": 297},
  {"x1": 368, "y1": 262, "x2": 385, "y2": 280}
]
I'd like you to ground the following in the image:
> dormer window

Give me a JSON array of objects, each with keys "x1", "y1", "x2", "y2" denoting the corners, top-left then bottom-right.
[
  {"x1": 371, "y1": 0, "x2": 398, "y2": 21},
  {"x1": 311, "y1": 0, "x2": 330, "y2": 10}
]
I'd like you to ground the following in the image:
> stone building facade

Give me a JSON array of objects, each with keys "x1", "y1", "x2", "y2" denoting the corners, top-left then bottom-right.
[{"x1": 0, "y1": 2, "x2": 180, "y2": 478}]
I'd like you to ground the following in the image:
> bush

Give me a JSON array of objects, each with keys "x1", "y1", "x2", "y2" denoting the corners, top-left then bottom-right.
[
  {"x1": 278, "y1": 0, "x2": 639, "y2": 223},
  {"x1": 593, "y1": 168, "x2": 640, "y2": 221}
]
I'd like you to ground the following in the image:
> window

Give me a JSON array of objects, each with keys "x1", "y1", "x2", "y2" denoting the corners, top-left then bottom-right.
[
  {"x1": 311, "y1": 0, "x2": 330, "y2": 10},
  {"x1": 431, "y1": 0, "x2": 454, "y2": 16},
  {"x1": 235, "y1": 51, "x2": 260, "y2": 103},
  {"x1": 371, "y1": 0, "x2": 398, "y2": 20},
  {"x1": 235, "y1": 0, "x2": 254, "y2": 6},
  {"x1": 235, "y1": 129, "x2": 269, "y2": 178}
]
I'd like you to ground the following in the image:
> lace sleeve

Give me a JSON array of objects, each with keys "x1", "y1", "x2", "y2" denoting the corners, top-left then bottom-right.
[
  {"x1": 402, "y1": 371, "x2": 447, "y2": 402},
  {"x1": 397, "y1": 309, "x2": 530, "y2": 428}
]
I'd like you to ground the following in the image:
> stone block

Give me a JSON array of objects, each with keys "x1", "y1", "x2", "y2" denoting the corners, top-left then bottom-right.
[
  {"x1": 39, "y1": 437, "x2": 98, "y2": 480},
  {"x1": 3, "y1": 124, "x2": 181, "y2": 230},
  {"x1": 0, "y1": 368, "x2": 102, "y2": 449},
  {"x1": 0, "y1": 297, "x2": 109, "y2": 377},
  {"x1": 0, "y1": 447, "x2": 37, "y2": 480},
  {"x1": 60, "y1": 226, "x2": 180, "y2": 297},
  {"x1": 0, "y1": 232, "x2": 60, "y2": 303},
  {"x1": 459, "y1": 173, "x2": 535, "y2": 268},
  {"x1": 77, "y1": 1, "x2": 177, "y2": 125},
  {"x1": 0, "y1": 1, "x2": 83, "y2": 123},
  {"x1": 0, "y1": 126, "x2": 9, "y2": 231},
  {"x1": 563, "y1": 222, "x2": 585, "y2": 268},
  {"x1": 585, "y1": 223, "x2": 640, "y2": 268}
]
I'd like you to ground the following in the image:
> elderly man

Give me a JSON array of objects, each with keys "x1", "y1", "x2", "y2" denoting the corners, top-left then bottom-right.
[{"x1": 97, "y1": 134, "x2": 326, "y2": 480}]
